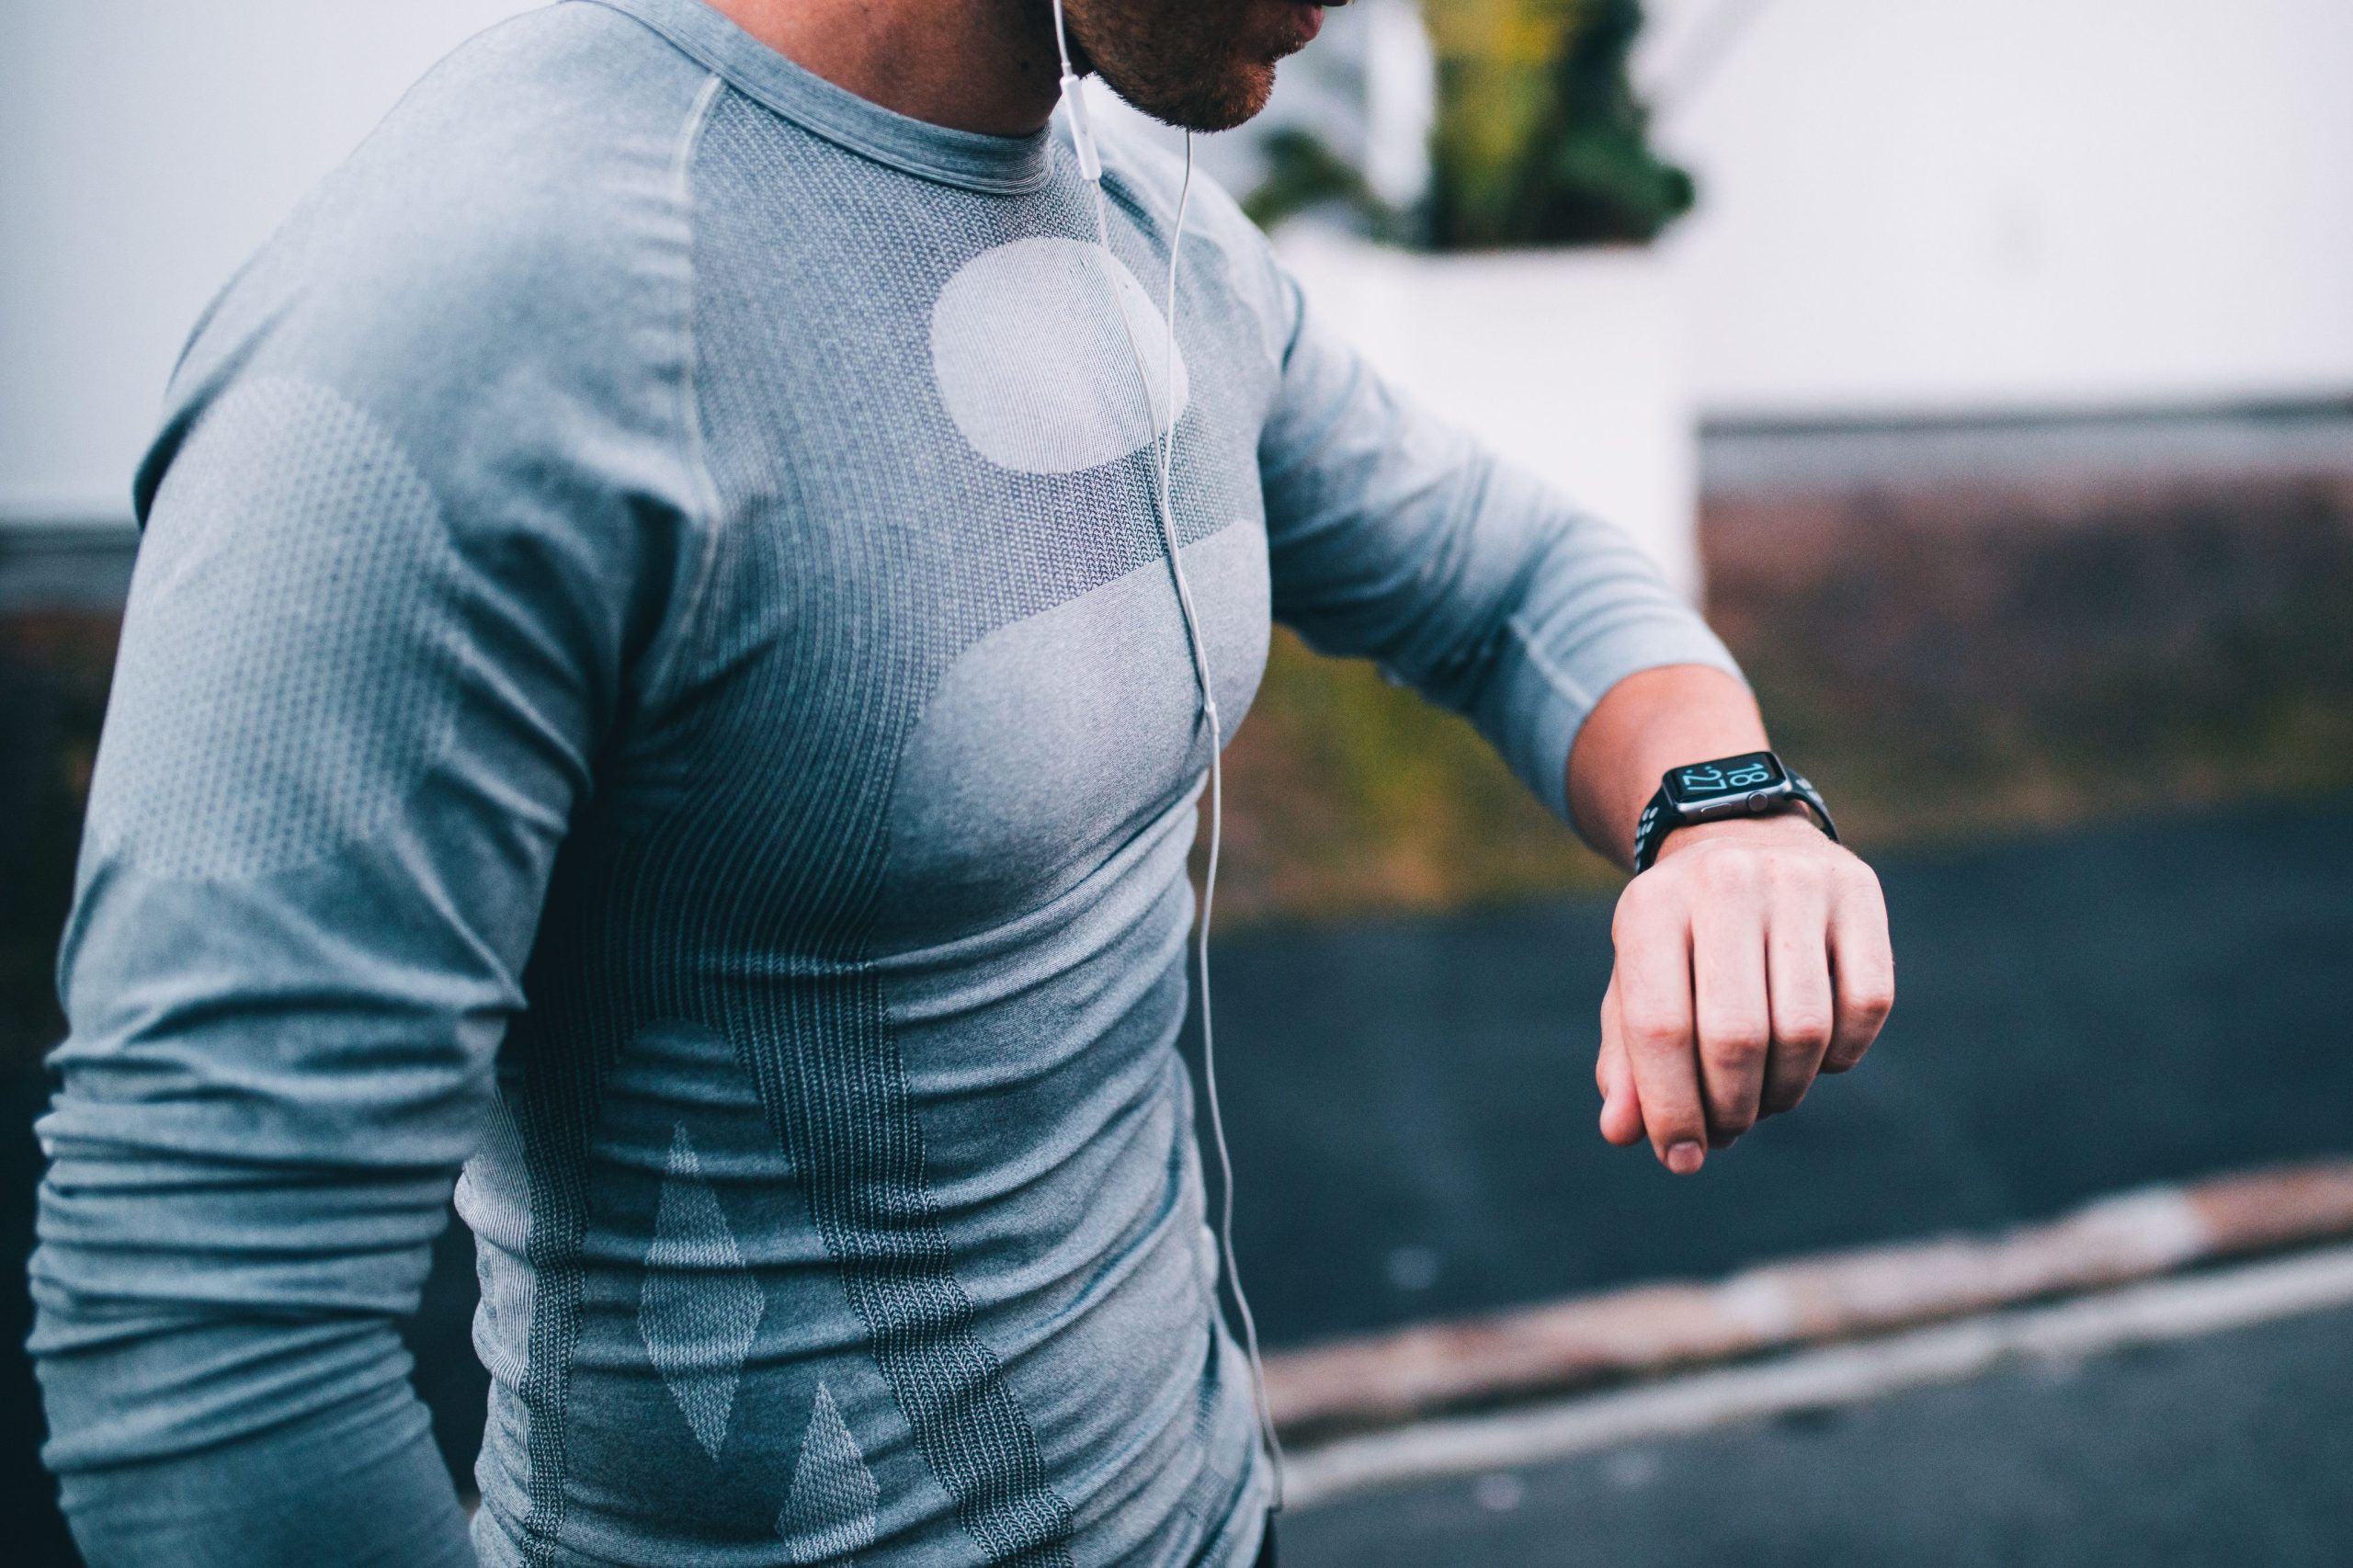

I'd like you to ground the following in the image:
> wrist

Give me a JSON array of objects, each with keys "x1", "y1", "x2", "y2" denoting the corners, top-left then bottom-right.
[
  {"x1": 1563, "y1": 667, "x2": 1768, "y2": 860},
  {"x1": 1648, "y1": 805, "x2": 1830, "y2": 864},
  {"x1": 1630, "y1": 748, "x2": 1837, "y2": 873}
]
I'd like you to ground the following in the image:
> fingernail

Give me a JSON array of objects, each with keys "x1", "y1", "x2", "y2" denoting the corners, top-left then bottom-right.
[{"x1": 1666, "y1": 1140, "x2": 1705, "y2": 1176}]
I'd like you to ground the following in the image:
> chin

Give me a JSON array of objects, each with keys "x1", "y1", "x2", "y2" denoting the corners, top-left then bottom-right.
[
  {"x1": 1190, "y1": 62, "x2": 1280, "y2": 131},
  {"x1": 1120, "y1": 60, "x2": 1280, "y2": 134}
]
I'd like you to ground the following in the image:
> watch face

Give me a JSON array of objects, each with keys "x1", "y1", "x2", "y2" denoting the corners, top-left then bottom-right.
[{"x1": 1665, "y1": 751, "x2": 1786, "y2": 807}]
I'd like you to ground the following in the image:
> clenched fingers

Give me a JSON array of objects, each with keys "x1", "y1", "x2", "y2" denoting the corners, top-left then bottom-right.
[
  {"x1": 1761, "y1": 858, "x2": 1836, "y2": 1115},
  {"x1": 1690, "y1": 862, "x2": 1770, "y2": 1146},
  {"x1": 1596, "y1": 974, "x2": 1647, "y2": 1148},
  {"x1": 1824, "y1": 861, "x2": 1896, "y2": 1072},
  {"x1": 1609, "y1": 878, "x2": 1709, "y2": 1175},
  {"x1": 1599, "y1": 823, "x2": 1895, "y2": 1175}
]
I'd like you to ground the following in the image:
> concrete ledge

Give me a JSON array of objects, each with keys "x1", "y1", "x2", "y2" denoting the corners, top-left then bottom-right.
[
  {"x1": 1265, "y1": 1158, "x2": 2353, "y2": 1440},
  {"x1": 1279, "y1": 1239, "x2": 2353, "y2": 1510}
]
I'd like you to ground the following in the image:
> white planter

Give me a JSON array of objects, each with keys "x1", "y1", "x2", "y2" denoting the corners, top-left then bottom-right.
[{"x1": 1273, "y1": 229, "x2": 1701, "y2": 603}]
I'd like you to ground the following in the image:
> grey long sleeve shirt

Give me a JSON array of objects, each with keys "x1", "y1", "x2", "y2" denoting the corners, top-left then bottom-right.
[{"x1": 28, "y1": 1, "x2": 1743, "y2": 1563}]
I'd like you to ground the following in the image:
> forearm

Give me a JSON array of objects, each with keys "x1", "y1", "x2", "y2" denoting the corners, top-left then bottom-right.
[
  {"x1": 30, "y1": 1152, "x2": 479, "y2": 1565},
  {"x1": 52, "y1": 1379, "x2": 472, "y2": 1568},
  {"x1": 1566, "y1": 664, "x2": 1772, "y2": 870}
]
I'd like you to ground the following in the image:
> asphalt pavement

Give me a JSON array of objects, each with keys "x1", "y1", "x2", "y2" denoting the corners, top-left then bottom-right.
[
  {"x1": 1279, "y1": 1297, "x2": 2353, "y2": 1567},
  {"x1": 1201, "y1": 793, "x2": 2353, "y2": 1350}
]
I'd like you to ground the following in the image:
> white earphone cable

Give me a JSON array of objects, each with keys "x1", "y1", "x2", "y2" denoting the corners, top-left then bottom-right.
[
  {"x1": 1051, "y1": 0, "x2": 1286, "y2": 1513},
  {"x1": 1152, "y1": 138, "x2": 1290, "y2": 1520}
]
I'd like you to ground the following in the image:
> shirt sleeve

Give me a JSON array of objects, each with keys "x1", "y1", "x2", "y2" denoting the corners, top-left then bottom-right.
[
  {"x1": 24, "y1": 23, "x2": 719, "y2": 1562},
  {"x1": 1255, "y1": 256, "x2": 1745, "y2": 834},
  {"x1": 25, "y1": 365, "x2": 675, "y2": 1564}
]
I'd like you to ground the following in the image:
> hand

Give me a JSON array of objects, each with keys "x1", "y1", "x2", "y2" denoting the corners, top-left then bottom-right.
[{"x1": 1595, "y1": 811, "x2": 1894, "y2": 1175}]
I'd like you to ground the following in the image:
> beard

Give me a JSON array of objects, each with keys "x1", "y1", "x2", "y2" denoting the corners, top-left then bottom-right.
[{"x1": 1063, "y1": 0, "x2": 1325, "y2": 132}]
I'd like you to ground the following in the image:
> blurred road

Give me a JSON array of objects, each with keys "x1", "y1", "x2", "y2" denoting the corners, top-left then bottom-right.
[
  {"x1": 1203, "y1": 794, "x2": 2353, "y2": 1350},
  {"x1": 1279, "y1": 1298, "x2": 2353, "y2": 1567}
]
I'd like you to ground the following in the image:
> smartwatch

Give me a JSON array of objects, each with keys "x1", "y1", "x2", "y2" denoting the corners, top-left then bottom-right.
[{"x1": 1631, "y1": 750, "x2": 1837, "y2": 873}]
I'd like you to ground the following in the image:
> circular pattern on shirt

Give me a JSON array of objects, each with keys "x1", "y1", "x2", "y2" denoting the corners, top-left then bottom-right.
[
  {"x1": 929, "y1": 235, "x2": 1190, "y2": 475},
  {"x1": 83, "y1": 376, "x2": 465, "y2": 881}
]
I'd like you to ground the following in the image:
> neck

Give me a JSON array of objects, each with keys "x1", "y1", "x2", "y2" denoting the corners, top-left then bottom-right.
[{"x1": 702, "y1": 0, "x2": 1067, "y2": 137}]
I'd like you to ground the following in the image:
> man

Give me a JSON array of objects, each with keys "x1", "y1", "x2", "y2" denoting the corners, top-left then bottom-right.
[{"x1": 29, "y1": 0, "x2": 1893, "y2": 1562}]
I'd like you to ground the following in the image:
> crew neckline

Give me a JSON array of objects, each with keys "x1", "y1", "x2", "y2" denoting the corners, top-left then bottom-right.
[{"x1": 582, "y1": 0, "x2": 1058, "y2": 195}]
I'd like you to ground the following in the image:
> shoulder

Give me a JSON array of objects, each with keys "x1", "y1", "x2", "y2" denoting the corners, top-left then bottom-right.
[{"x1": 143, "y1": 4, "x2": 722, "y2": 517}]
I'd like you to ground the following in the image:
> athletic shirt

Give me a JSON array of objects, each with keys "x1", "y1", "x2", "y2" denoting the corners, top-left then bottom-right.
[{"x1": 28, "y1": 2, "x2": 1742, "y2": 1563}]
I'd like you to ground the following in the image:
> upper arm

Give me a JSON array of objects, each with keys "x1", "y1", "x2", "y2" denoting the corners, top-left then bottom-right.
[
  {"x1": 26, "y1": 19, "x2": 717, "y2": 1553},
  {"x1": 30, "y1": 369, "x2": 627, "y2": 1459},
  {"x1": 1256, "y1": 265, "x2": 1522, "y2": 705},
  {"x1": 31, "y1": 204, "x2": 706, "y2": 1486},
  {"x1": 1253, "y1": 257, "x2": 1743, "y2": 824}
]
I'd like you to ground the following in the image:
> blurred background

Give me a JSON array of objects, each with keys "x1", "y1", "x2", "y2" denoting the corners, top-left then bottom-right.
[{"x1": 6, "y1": 2, "x2": 2353, "y2": 1563}]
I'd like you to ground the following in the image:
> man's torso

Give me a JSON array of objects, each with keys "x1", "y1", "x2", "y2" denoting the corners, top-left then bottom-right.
[{"x1": 289, "y1": 3, "x2": 1285, "y2": 1560}]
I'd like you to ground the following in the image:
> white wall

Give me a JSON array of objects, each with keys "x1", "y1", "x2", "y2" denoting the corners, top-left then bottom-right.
[
  {"x1": 1644, "y1": 0, "x2": 2353, "y2": 419},
  {"x1": 0, "y1": 0, "x2": 540, "y2": 522},
  {"x1": 10, "y1": 0, "x2": 2352, "y2": 522},
  {"x1": 1278, "y1": 233, "x2": 1701, "y2": 600}
]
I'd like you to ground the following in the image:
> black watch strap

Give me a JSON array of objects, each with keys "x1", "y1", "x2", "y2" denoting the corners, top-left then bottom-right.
[
  {"x1": 1631, "y1": 789, "x2": 1682, "y2": 875},
  {"x1": 1788, "y1": 770, "x2": 1837, "y2": 843},
  {"x1": 1631, "y1": 764, "x2": 1838, "y2": 874}
]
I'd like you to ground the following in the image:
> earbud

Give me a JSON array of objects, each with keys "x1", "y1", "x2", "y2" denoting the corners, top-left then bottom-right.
[
  {"x1": 1049, "y1": 2, "x2": 1102, "y2": 181},
  {"x1": 1059, "y1": 71, "x2": 1103, "y2": 182}
]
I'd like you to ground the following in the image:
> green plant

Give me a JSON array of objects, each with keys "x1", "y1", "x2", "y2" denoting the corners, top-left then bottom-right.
[
  {"x1": 1426, "y1": 0, "x2": 1694, "y2": 248},
  {"x1": 1250, "y1": 0, "x2": 1694, "y2": 250},
  {"x1": 1241, "y1": 126, "x2": 1399, "y2": 238}
]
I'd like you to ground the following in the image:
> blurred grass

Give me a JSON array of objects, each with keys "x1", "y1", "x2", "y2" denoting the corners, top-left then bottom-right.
[
  {"x1": 1208, "y1": 629, "x2": 1624, "y2": 927},
  {"x1": 1209, "y1": 469, "x2": 2353, "y2": 928}
]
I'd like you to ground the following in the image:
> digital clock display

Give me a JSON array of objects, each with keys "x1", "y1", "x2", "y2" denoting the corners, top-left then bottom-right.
[{"x1": 1665, "y1": 751, "x2": 1785, "y2": 805}]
